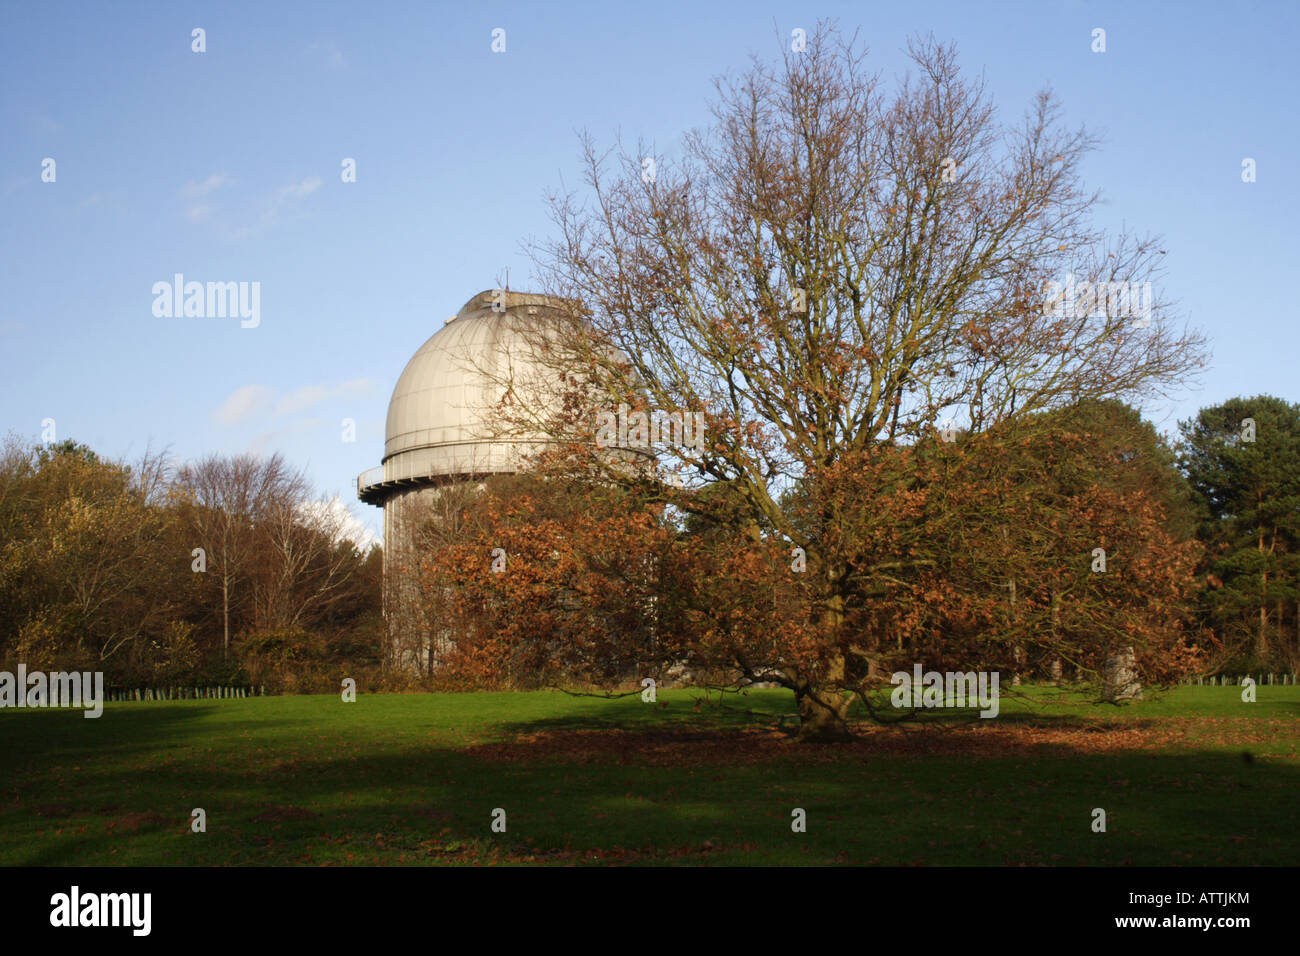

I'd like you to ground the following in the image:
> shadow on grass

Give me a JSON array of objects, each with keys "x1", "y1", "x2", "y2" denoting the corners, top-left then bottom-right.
[
  {"x1": 0, "y1": 702, "x2": 219, "y2": 771},
  {"x1": 489, "y1": 688, "x2": 1209, "y2": 738},
  {"x1": 4, "y1": 691, "x2": 1299, "y2": 866},
  {"x1": 12, "y1": 740, "x2": 1298, "y2": 866}
]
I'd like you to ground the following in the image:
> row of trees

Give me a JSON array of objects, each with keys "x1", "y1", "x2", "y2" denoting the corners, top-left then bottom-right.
[
  {"x1": 0, "y1": 438, "x2": 381, "y2": 690},
  {"x1": 2, "y1": 389, "x2": 1293, "y2": 713},
  {"x1": 419, "y1": 395, "x2": 1300, "y2": 736}
]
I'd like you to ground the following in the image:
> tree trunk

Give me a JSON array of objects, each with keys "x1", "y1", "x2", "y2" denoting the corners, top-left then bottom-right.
[
  {"x1": 794, "y1": 684, "x2": 854, "y2": 742},
  {"x1": 1102, "y1": 645, "x2": 1142, "y2": 702},
  {"x1": 1277, "y1": 599, "x2": 1284, "y2": 658},
  {"x1": 793, "y1": 559, "x2": 855, "y2": 742},
  {"x1": 1257, "y1": 501, "x2": 1268, "y2": 658},
  {"x1": 222, "y1": 571, "x2": 230, "y2": 658}
]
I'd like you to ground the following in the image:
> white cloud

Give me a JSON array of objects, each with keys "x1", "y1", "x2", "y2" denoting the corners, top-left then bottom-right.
[
  {"x1": 181, "y1": 173, "x2": 230, "y2": 199},
  {"x1": 79, "y1": 191, "x2": 117, "y2": 208},
  {"x1": 247, "y1": 417, "x2": 326, "y2": 454},
  {"x1": 218, "y1": 379, "x2": 374, "y2": 433},
  {"x1": 279, "y1": 177, "x2": 322, "y2": 201},
  {"x1": 232, "y1": 176, "x2": 323, "y2": 238},
  {"x1": 180, "y1": 173, "x2": 230, "y2": 222},
  {"x1": 214, "y1": 385, "x2": 274, "y2": 426},
  {"x1": 299, "y1": 496, "x2": 378, "y2": 550},
  {"x1": 305, "y1": 39, "x2": 347, "y2": 70},
  {"x1": 275, "y1": 378, "x2": 372, "y2": 416}
]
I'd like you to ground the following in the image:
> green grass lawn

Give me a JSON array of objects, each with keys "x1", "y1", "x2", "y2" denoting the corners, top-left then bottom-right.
[{"x1": 1, "y1": 684, "x2": 1296, "y2": 865}]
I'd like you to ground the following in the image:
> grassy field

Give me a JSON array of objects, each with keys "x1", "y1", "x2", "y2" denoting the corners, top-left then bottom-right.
[{"x1": 1, "y1": 684, "x2": 1297, "y2": 865}]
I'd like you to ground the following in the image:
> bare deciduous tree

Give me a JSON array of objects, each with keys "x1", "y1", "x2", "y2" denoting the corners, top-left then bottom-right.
[
  {"x1": 517, "y1": 25, "x2": 1208, "y2": 739},
  {"x1": 173, "y1": 453, "x2": 300, "y2": 656},
  {"x1": 255, "y1": 494, "x2": 365, "y2": 631}
]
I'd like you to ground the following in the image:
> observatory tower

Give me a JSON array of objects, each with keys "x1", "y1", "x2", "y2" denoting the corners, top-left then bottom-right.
[{"x1": 357, "y1": 289, "x2": 576, "y2": 672}]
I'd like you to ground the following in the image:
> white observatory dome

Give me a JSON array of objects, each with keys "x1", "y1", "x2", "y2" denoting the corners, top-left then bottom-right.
[{"x1": 358, "y1": 290, "x2": 575, "y2": 502}]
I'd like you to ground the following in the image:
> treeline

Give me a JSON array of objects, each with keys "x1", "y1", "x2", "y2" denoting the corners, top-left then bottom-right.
[
  {"x1": 3, "y1": 392, "x2": 1297, "y2": 698},
  {"x1": 0, "y1": 438, "x2": 381, "y2": 691},
  {"x1": 420, "y1": 396, "x2": 1300, "y2": 693}
]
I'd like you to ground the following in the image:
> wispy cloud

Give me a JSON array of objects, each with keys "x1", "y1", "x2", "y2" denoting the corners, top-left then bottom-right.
[
  {"x1": 216, "y1": 379, "x2": 374, "y2": 427},
  {"x1": 214, "y1": 384, "x2": 275, "y2": 426},
  {"x1": 181, "y1": 173, "x2": 230, "y2": 199},
  {"x1": 248, "y1": 417, "x2": 326, "y2": 454},
  {"x1": 79, "y1": 191, "x2": 120, "y2": 209},
  {"x1": 280, "y1": 178, "x2": 322, "y2": 202},
  {"x1": 232, "y1": 176, "x2": 323, "y2": 238},
  {"x1": 180, "y1": 173, "x2": 231, "y2": 222},
  {"x1": 305, "y1": 39, "x2": 347, "y2": 70},
  {"x1": 275, "y1": 378, "x2": 372, "y2": 416}
]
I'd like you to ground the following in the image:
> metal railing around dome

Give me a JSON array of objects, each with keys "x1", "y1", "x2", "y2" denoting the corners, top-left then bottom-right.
[
  {"x1": 356, "y1": 438, "x2": 619, "y2": 504},
  {"x1": 357, "y1": 466, "x2": 384, "y2": 498},
  {"x1": 356, "y1": 454, "x2": 488, "y2": 502},
  {"x1": 356, "y1": 457, "x2": 474, "y2": 499}
]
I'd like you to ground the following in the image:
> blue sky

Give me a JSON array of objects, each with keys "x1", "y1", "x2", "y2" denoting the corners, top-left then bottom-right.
[{"x1": 2, "y1": 0, "x2": 1296, "y2": 543}]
